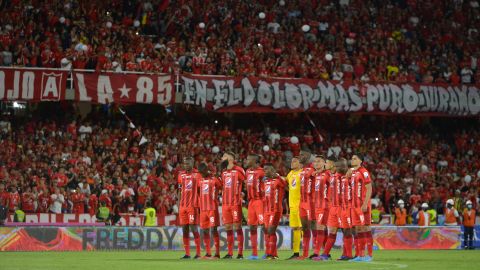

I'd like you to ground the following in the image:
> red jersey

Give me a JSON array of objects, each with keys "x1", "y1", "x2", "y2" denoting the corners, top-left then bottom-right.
[
  {"x1": 177, "y1": 171, "x2": 201, "y2": 208},
  {"x1": 0, "y1": 191, "x2": 9, "y2": 206},
  {"x1": 300, "y1": 167, "x2": 315, "y2": 203},
  {"x1": 21, "y1": 192, "x2": 35, "y2": 212},
  {"x1": 264, "y1": 177, "x2": 286, "y2": 213},
  {"x1": 199, "y1": 176, "x2": 222, "y2": 211},
  {"x1": 38, "y1": 193, "x2": 50, "y2": 213},
  {"x1": 137, "y1": 185, "x2": 151, "y2": 204},
  {"x1": 245, "y1": 167, "x2": 265, "y2": 201},
  {"x1": 221, "y1": 165, "x2": 246, "y2": 206},
  {"x1": 88, "y1": 194, "x2": 98, "y2": 215},
  {"x1": 9, "y1": 191, "x2": 20, "y2": 210},
  {"x1": 72, "y1": 192, "x2": 85, "y2": 213},
  {"x1": 313, "y1": 170, "x2": 330, "y2": 209},
  {"x1": 340, "y1": 174, "x2": 352, "y2": 208},
  {"x1": 351, "y1": 167, "x2": 372, "y2": 208},
  {"x1": 328, "y1": 172, "x2": 342, "y2": 207}
]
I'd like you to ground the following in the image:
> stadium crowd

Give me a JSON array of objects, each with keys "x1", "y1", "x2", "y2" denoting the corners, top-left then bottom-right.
[
  {"x1": 0, "y1": 106, "x2": 478, "y2": 225},
  {"x1": 1, "y1": 0, "x2": 480, "y2": 84}
]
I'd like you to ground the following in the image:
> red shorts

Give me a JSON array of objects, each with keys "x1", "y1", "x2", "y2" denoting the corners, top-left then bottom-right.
[
  {"x1": 327, "y1": 206, "x2": 341, "y2": 228},
  {"x1": 352, "y1": 206, "x2": 371, "y2": 226},
  {"x1": 222, "y1": 205, "x2": 242, "y2": 224},
  {"x1": 339, "y1": 207, "x2": 352, "y2": 229},
  {"x1": 247, "y1": 199, "x2": 264, "y2": 225},
  {"x1": 299, "y1": 202, "x2": 314, "y2": 221},
  {"x1": 179, "y1": 207, "x2": 199, "y2": 225},
  {"x1": 314, "y1": 208, "x2": 329, "y2": 225},
  {"x1": 264, "y1": 211, "x2": 282, "y2": 227},
  {"x1": 199, "y1": 210, "x2": 220, "y2": 229}
]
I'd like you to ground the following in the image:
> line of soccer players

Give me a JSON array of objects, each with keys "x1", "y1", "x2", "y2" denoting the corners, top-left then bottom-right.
[{"x1": 176, "y1": 149, "x2": 373, "y2": 262}]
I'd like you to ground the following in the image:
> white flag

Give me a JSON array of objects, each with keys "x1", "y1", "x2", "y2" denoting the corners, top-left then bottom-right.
[
  {"x1": 128, "y1": 122, "x2": 136, "y2": 129},
  {"x1": 139, "y1": 136, "x2": 148, "y2": 145}
]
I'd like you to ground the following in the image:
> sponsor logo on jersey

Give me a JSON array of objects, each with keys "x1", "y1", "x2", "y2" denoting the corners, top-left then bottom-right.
[
  {"x1": 185, "y1": 180, "x2": 192, "y2": 189},
  {"x1": 203, "y1": 184, "x2": 209, "y2": 193},
  {"x1": 363, "y1": 171, "x2": 369, "y2": 179},
  {"x1": 291, "y1": 179, "x2": 297, "y2": 187},
  {"x1": 265, "y1": 185, "x2": 271, "y2": 194},
  {"x1": 225, "y1": 178, "x2": 232, "y2": 187},
  {"x1": 247, "y1": 174, "x2": 254, "y2": 185},
  {"x1": 315, "y1": 180, "x2": 320, "y2": 191}
]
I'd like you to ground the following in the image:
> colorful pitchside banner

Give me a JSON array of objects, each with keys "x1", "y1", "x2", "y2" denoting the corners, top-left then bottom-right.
[
  {"x1": 0, "y1": 226, "x2": 461, "y2": 251},
  {"x1": 73, "y1": 71, "x2": 174, "y2": 105},
  {"x1": 181, "y1": 74, "x2": 480, "y2": 115},
  {"x1": 0, "y1": 67, "x2": 68, "y2": 101}
]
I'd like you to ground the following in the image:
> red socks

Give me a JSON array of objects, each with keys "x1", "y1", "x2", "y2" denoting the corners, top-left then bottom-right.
[
  {"x1": 227, "y1": 230, "x2": 234, "y2": 255},
  {"x1": 366, "y1": 231, "x2": 373, "y2": 257},
  {"x1": 251, "y1": 229, "x2": 258, "y2": 256},
  {"x1": 203, "y1": 231, "x2": 211, "y2": 255},
  {"x1": 357, "y1": 232, "x2": 366, "y2": 257},
  {"x1": 314, "y1": 229, "x2": 325, "y2": 255},
  {"x1": 270, "y1": 233, "x2": 278, "y2": 256},
  {"x1": 183, "y1": 234, "x2": 190, "y2": 256},
  {"x1": 193, "y1": 231, "x2": 201, "y2": 256},
  {"x1": 213, "y1": 230, "x2": 220, "y2": 256},
  {"x1": 237, "y1": 229, "x2": 244, "y2": 255},
  {"x1": 344, "y1": 235, "x2": 353, "y2": 258},
  {"x1": 323, "y1": 233, "x2": 337, "y2": 255},
  {"x1": 302, "y1": 229, "x2": 311, "y2": 257}
]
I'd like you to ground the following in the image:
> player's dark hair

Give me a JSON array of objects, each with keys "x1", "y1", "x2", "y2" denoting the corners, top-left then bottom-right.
[
  {"x1": 353, "y1": 152, "x2": 364, "y2": 162},
  {"x1": 315, "y1": 155, "x2": 325, "y2": 160},
  {"x1": 248, "y1": 153, "x2": 261, "y2": 164},
  {"x1": 326, "y1": 155, "x2": 338, "y2": 162},
  {"x1": 198, "y1": 162, "x2": 209, "y2": 176},
  {"x1": 263, "y1": 162, "x2": 274, "y2": 168},
  {"x1": 183, "y1": 156, "x2": 194, "y2": 162},
  {"x1": 225, "y1": 151, "x2": 236, "y2": 160}
]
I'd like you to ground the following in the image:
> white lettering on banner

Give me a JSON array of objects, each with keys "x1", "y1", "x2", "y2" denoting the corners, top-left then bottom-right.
[
  {"x1": 41, "y1": 73, "x2": 63, "y2": 100},
  {"x1": 7, "y1": 70, "x2": 20, "y2": 99},
  {"x1": 21, "y1": 71, "x2": 35, "y2": 100},
  {"x1": 180, "y1": 75, "x2": 480, "y2": 115},
  {"x1": 136, "y1": 76, "x2": 154, "y2": 103},
  {"x1": 75, "y1": 73, "x2": 92, "y2": 102},
  {"x1": 157, "y1": 75, "x2": 173, "y2": 105},
  {"x1": 97, "y1": 75, "x2": 114, "y2": 104}
]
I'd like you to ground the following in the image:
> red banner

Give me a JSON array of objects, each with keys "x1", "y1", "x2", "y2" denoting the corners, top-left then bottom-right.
[
  {"x1": 181, "y1": 74, "x2": 480, "y2": 116},
  {"x1": 73, "y1": 71, "x2": 174, "y2": 105},
  {"x1": 0, "y1": 67, "x2": 67, "y2": 101}
]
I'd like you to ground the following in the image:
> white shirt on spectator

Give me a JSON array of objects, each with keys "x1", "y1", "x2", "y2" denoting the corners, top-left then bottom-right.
[
  {"x1": 267, "y1": 22, "x2": 280, "y2": 33},
  {"x1": 414, "y1": 164, "x2": 429, "y2": 173},
  {"x1": 269, "y1": 132, "x2": 281, "y2": 144},
  {"x1": 332, "y1": 71, "x2": 344, "y2": 81},
  {"x1": 328, "y1": 146, "x2": 341, "y2": 157},
  {"x1": 78, "y1": 125, "x2": 92, "y2": 140},
  {"x1": 79, "y1": 182, "x2": 91, "y2": 195},
  {"x1": 461, "y1": 68, "x2": 473, "y2": 83},
  {"x1": 50, "y1": 194, "x2": 64, "y2": 214},
  {"x1": 82, "y1": 155, "x2": 91, "y2": 166}
]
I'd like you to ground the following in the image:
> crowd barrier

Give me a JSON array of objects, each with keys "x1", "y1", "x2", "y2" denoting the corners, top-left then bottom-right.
[{"x1": 0, "y1": 226, "x2": 462, "y2": 251}]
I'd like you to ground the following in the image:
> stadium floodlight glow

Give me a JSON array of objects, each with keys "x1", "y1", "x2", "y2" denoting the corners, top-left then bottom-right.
[
  {"x1": 214, "y1": 120, "x2": 218, "y2": 124},
  {"x1": 13, "y1": 102, "x2": 20, "y2": 108}
]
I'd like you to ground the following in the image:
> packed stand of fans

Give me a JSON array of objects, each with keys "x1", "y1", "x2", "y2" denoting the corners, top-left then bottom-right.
[
  {"x1": 0, "y1": 105, "x2": 478, "y2": 225},
  {"x1": 1, "y1": 0, "x2": 480, "y2": 84}
]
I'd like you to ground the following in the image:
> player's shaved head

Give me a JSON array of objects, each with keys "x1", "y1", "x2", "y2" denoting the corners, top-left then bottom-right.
[
  {"x1": 299, "y1": 149, "x2": 312, "y2": 164},
  {"x1": 198, "y1": 162, "x2": 210, "y2": 177},
  {"x1": 246, "y1": 154, "x2": 261, "y2": 168}
]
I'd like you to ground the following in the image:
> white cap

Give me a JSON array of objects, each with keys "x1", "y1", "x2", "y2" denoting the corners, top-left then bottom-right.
[
  {"x1": 421, "y1": 203, "x2": 428, "y2": 208},
  {"x1": 398, "y1": 199, "x2": 405, "y2": 205},
  {"x1": 466, "y1": 200, "x2": 473, "y2": 205},
  {"x1": 101, "y1": 189, "x2": 108, "y2": 195},
  {"x1": 447, "y1": 199, "x2": 454, "y2": 205}
]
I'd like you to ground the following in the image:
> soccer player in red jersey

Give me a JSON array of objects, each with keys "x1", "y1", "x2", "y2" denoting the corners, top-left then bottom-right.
[
  {"x1": 338, "y1": 159, "x2": 354, "y2": 260},
  {"x1": 245, "y1": 154, "x2": 265, "y2": 260},
  {"x1": 314, "y1": 156, "x2": 343, "y2": 261},
  {"x1": 298, "y1": 149, "x2": 315, "y2": 259},
  {"x1": 177, "y1": 157, "x2": 202, "y2": 259},
  {"x1": 197, "y1": 162, "x2": 222, "y2": 259},
  {"x1": 311, "y1": 155, "x2": 329, "y2": 258},
  {"x1": 263, "y1": 163, "x2": 286, "y2": 260},
  {"x1": 349, "y1": 153, "x2": 373, "y2": 262},
  {"x1": 220, "y1": 151, "x2": 246, "y2": 259}
]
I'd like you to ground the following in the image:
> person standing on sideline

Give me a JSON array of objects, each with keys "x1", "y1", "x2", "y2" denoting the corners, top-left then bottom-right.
[
  {"x1": 395, "y1": 200, "x2": 407, "y2": 226},
  {"x1": 445, "y1": 199, "x2": 460, "y2": 226},
  {"x1": 463, "y1": 200, "x2": 476, "y2": 250},
  {"x1": 143, "y1": 201, "x2": 156, "y2": 227}
]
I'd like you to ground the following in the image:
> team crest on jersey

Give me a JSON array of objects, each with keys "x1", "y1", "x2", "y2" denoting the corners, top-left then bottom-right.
[
  {"x1": 363, "y1": 172, "x2": 369, "y2": 179},
  {"x1": 265, "y1": 185, "x2": 271, "y2": 194},
  {"x1": 203, "y1": 184, "x2": 209, "y2": 193},
  {"x1": 291, "y1": 179, "x2": 297, "y2": 187},
  {"x1": 315, "y1": 181, "x2": 320, "y2": 191},
  {"x1": 185, "y1": 180, "x2": 193, "y2": 190},
  {"x1": 225, "y1": 178, "x2": 232, "y2": 187}
]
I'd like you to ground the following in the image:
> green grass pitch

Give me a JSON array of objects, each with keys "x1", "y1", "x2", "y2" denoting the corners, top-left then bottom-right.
[{"x1": 0, "y1": 250, "x2": 478, "y2": 270}]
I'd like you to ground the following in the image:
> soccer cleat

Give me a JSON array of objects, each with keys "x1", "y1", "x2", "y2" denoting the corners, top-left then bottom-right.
[
  {"x1": 286, "y1": 253, "x2": 300, "y2": 260},
  {"x1": 337, "y1": 255, "x2": 352, "y2": 261},
  {"x1": 363, "y1": 256, "x2": 372, "y2": 262},
  {"x1": 180, "y1": 255, "x2": 191, "y2": 259},
  {"x1": 265, "y1": 255, "x2": 273, "y2": 260},
  {"x1": 236, "y1": 254, "x2": 244, "y2": 259},
  {"x1": 313, "y1": 254, "x2": 331, "y2": 261},
  {"x1": 272, "y1": 256, "x2": 279, "y2": 260},
  {"x1": 202, "y1": 254, "x2": 212, "y2": 260},
  {"x1": 193, "y1": 255, "x2": 201, "y2": 259},
  {"x1": 349, "y1": 256, "x2": 364, "y2": 262},
  {"x1": 247, "y1": 255, "x2": 259, "y2": 260},
  {"x1": 268, "y1": 256, "x2": 279, "y2": 260},
  {"x1": 309, "y1": 254, "x2": 319, "y2": 260},
  {"x1": 261, "y1": 254, "x2": 268, "y2": 259},
  {"x1": 214, "y1": 254, "x2": 221, "y2": 259},
  {"x1": 222, "y1": 254, "x2": 233, "y2": 259},
  {"x1": 295, "y1": 256, "x2": 307, "y2": 260}
]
